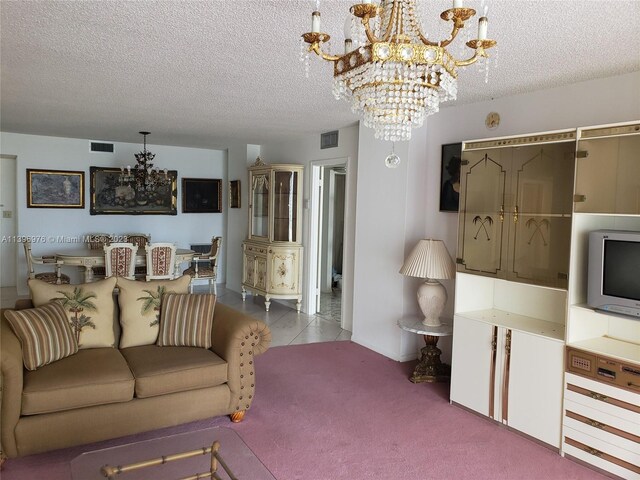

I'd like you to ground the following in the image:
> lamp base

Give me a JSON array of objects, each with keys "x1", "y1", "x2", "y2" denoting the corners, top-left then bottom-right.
[{"x1": 417, "y1": 279, "x2": 447, "y2": 327}]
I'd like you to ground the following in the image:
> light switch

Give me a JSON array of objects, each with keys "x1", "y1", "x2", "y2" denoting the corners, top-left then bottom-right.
[{"x1": 2, "y1": 211, "x2": 12, "y2": 218}]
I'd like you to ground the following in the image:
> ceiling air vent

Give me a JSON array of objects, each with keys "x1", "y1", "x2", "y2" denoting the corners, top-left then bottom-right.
[
  {"x1": 90, "y1": 142, "x2": 114, "y2": 153},
  {"x1": 321, "y1": 130, "x2": 339, "y2": 149}
]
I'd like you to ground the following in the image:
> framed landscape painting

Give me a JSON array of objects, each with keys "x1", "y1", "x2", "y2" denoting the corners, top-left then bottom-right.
[
  {"x1": 439, "y1": 143, "x2": 462, "y2": 212},
  {"x1": 26, "y1": 169, "x2": 84, "y2": 208},
  {"x1": 90, "y1": 167, "x2": 177, "y2": 215},
  {"x1": 229, "y1": 180, "x2": 241, "y2": 208},
  {"x1": 182, "y1": 178, "x2": 222, "y2": 213}
]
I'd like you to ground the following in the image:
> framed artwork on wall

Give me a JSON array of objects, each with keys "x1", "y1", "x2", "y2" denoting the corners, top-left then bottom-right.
[
  {"x1": 229, "y1": 180, "x2": 241, "y2": 208},
  {"x1": 439, "y1": 142, "x2": 462, "y2": 212},
  {"x1": 182, "y1": 178, "x2": 222, "y2": 213},
  {"x1": 26, "y1": 169, "x2": 84, "y2": 208},
  {"x1": 90, "y1": 166, "x2": 178, "y2": 215}
]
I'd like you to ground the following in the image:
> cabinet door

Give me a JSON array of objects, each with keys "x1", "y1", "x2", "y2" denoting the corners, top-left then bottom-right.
[
  {"x1": 243, "y1": 253, "x2": 255, "y2": 287},
  {"x1": 507, "y1": 331, "x2": 564, "y2": 448},
  {"x1": 508, "y1": 142, "x2": 574, "y2": 287},
  {"x1": 451, "y1": 315, "x2": 496, "y2": 416},
  {"x1": 272, "y1": 170, "x2": 300, "y2": 243},
  {"x1": 268, "y1": 248, "x2": 299, "y2": 294},
  {"x1": 250, "y1": 172, "x2": 269, "y2": 239},
  {"x1": 457, "y1": 148, "x2": 508, "y2": 278},
  {"x1": 255, "y1": 255, "x2": 267, "y2": 291},
  {"x1": 575, "y1": 133, "x2": 640, "y2": 214}
]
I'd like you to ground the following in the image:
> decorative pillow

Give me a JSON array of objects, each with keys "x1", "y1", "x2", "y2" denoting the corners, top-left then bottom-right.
[
  {"x1": 29, "y1": 277, "x2": 117, "y2": 349},
  {"x1": 5, "y1": 302, "x2": 78, "y2": 370},
  {"x1": 157, "y1": 293, "x2": 216, "y2": 348},
  {"x1": 116, "y1": 275, "x2": 191, "y2": 348}
]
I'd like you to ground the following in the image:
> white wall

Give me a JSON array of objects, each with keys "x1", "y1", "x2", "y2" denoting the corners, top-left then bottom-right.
[
  {"x1": 0, "y1": 132, "x2": 228, "y2": 294},
  {"x1": 260, "y1": 125, "x2": 359, "y2": 329}
]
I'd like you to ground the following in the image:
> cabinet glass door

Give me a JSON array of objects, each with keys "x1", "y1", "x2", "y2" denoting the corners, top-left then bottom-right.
[
  {"x1": 251, "y1": 173, "x2": 269, "y2": 238},
  {"x1": 457, "y1": 148, "x2": 508, "y2": 278},
  {"x1": 273, "y1": 171, "x2": 298, "y2": 242},
  {"x1": 508, "y1": 142, "x2": 574, "y2": 287},
  {"x1": 575, "y1": 133, "x2": 640, "y2": 214}
]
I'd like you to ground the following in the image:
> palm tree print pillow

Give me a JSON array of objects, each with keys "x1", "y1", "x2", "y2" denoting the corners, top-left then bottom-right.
[
  {"x1": 116, "y1": 275, "x2": 191, "y2": 348},
  {"x1": 28, "y1": 277, "x2": 118, "y2": 349}
]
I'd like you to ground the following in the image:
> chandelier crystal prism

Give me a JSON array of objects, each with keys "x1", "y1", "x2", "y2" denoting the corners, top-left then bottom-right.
[{"x1": 302, "y1": 0, "x2": 497, "y2": 142}]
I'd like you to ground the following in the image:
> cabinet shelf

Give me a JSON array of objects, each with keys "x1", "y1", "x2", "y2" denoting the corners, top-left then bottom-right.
[
  {"x1": 456, "y1": 308, "x2": 565, "y2": 342},
  {"x1": 567, "y1": 336, "x2": 640, "y2": 365}
]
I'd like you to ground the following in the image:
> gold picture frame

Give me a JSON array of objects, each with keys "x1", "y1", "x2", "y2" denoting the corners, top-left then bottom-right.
[
  {"x1": 229, "y1": 180, "x2": 241, "y2": 208},
  {"x1": 26, "y1": 169, "x2": 85, "y2": 208}
]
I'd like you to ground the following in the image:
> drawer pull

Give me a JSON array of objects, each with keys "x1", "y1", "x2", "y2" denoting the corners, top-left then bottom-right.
[
  {"x1": 589, "y1": 391, "x2": 608, "y2": 401},
  {"x1": 586, "y1": 447, "x2": 603, "y2": 457},
  {"x1": 586, "y1": 419, "x2": 605, "y2": 429}
]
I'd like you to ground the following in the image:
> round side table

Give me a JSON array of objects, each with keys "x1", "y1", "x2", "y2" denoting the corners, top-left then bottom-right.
[{"x1": 398, "y1": 316, "x2": 453, "y2": 383}]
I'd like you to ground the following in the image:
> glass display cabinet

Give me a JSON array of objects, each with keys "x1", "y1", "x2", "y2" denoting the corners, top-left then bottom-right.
[
  {"x1": 457, "y1": 131, "x2": 576, "y2": 289},
  {"x1": 242, "y1": 158, "x2": 304, "y2": 312}
]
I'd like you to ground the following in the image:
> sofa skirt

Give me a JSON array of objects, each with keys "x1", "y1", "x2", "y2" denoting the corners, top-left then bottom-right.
[{"x1": 14, "y1": 384, "x2": 231, "y2": 456}]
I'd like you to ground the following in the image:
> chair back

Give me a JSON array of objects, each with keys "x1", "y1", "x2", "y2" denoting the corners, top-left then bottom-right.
[
  {"x1": 86, "y1": 233, "x2": 111, "y2": 249},
  {"x1": 23, "y1": 240, "x2": 37, "y2": 278},
  {"x1": 145, "y1": 243, "x2": 177, "y2": 281},
  {"x1": 207, "y1": 236, "x2": 222, "y2": 268},
  {"x1": 104, "y1": 243, "x2": 137, "y2": 280},
  {"x1": 125, "y1": 233, "x2": 151, "y2": 248}
]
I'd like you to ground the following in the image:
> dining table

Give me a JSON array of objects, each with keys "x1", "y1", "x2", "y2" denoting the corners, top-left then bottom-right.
[{"x1": 56, "y1": 248, "x2": 195, "y2": 283}]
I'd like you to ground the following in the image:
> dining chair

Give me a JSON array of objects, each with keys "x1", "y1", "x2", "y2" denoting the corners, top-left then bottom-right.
[
  {"x1": 104, "y1": 243, "x2": 137, "y2": 280},
  {"x1": 124, "y1": 233, "x2": 151, "y2": 248},
  {"x1": 86, "y1": 233, "x2": 112, "y2": 249},
  {"x1": 183, "y1": 236, "x2": 222, "y2": 294},
  {"x1": 144, "y1": 243, "x2": 177, "y2": 281},
  {"x1": 23, "y1": 240, "x2": 70, "y2": 285}
]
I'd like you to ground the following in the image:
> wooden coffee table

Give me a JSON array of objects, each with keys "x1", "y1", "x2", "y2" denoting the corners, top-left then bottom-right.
[{"x1": 71, "y1": 427, "x2": 275, "y2": 479}]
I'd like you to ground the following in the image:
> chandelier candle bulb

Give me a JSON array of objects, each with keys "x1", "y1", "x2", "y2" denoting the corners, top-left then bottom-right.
[
  {"x1": 453, "y1": 0, "x2": 463, "y2": 8},
  {"x1": 311, "y1": 11, "x2": 321, "y2": 33},
  {"x1": 478, "y1": 16, "x2": 488, "y2": 40}
]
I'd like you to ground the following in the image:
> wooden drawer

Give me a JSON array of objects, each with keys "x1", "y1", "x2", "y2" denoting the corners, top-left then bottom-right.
[
  {"x1": 244, "y1": 244, "x2": 267, "y2": 255},
  {"x1": 563, "y1": 426, "x2": 640, "y2": 479},
  {"x1": 565, "y1": 373, "x2": 640, "y2": 423}
]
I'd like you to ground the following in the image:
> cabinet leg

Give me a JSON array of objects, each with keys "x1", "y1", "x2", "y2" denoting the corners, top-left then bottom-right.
[
  {"x1": 264, "y1": 297, "x2": 271, "y2": 312},
  {"x1": 410, "y1": 335, "x2": 451, "y2": 383},
  {"x1": 241, "y1": 288, "x2": 246, "y2": 302},
  {"x1": 296, "y1": 297, "x2": 302, "y2": 313}
]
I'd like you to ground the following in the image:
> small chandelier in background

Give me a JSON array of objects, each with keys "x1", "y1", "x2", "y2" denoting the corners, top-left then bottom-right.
[
  {"x1": 119, "y1": 131, "x2": 170, "y2": 200},
  {"x1": 301, "y1": 0, "x2": 497, "y2": 143}
]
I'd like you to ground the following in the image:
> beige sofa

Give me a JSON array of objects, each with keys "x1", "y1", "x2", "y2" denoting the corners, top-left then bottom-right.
[{"x1": 0, "y1": 298, "x2": 271, "y2": 461}]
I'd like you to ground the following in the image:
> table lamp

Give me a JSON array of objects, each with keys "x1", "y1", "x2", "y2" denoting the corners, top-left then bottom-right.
[{"x1": 399, "y1": 239, "x2": 455, "y2": 327}]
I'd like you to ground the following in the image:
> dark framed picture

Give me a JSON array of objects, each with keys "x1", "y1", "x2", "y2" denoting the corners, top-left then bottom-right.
[
  {"x1": 229, "y1": 180, "x2": 241, "y2": 208},
  {"x1": 439, "y1": 143, "x2": 462, "y2": 212},
  {"x1": 26, "y1": 169, "x2": 84, "y2": 208},
  {"x1": 182, "y1": 178, "x2": 222, "y2": 213},
  {"x1": 90, "y1": 166, "x2": 177, "y2": 215}
]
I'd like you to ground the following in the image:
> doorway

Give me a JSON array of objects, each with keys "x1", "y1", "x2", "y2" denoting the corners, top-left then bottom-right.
[
  {"x1": 308, "y1": 158, "x2": 348, "y2": 328},
  {"x1": 0, "y1": 155, "x2": 18, "y2": 287}
]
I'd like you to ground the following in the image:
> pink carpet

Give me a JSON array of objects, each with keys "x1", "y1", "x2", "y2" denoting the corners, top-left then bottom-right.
[{"x1": 2, "y1": 341, "x2": 606, "y2": 480}]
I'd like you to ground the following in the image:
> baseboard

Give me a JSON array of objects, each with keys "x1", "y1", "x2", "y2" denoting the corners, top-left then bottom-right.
[{"x1": 350, "y1": 335, "x2": 416, "y2": 362}]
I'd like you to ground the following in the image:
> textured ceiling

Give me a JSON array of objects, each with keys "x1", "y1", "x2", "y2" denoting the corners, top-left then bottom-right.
[{"x1": 1, "y1": 0, "x2": 639, "y2": 149}]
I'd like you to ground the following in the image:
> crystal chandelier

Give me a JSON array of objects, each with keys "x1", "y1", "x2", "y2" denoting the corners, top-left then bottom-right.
[
  {"x1": 119, "y1": 131, "x2": 170, "y2": 195},
  {"x1": 301, "y1": 0, "x2": 497, "y2": 142}
]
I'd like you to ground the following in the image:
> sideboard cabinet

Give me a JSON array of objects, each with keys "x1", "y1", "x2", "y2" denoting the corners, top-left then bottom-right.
[{"x1": 242, "y1": 158, "x2": 304, "y2": 312}]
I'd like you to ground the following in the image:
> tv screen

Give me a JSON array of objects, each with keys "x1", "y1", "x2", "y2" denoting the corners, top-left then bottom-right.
[{"x1": 603, "y1": 240, "x2": 640, "y2": 301}]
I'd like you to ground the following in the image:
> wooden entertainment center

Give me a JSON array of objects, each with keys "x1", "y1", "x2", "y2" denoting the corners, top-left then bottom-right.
[{"x1": 450, "y1": 121, "x2": 640, "y2": 479}]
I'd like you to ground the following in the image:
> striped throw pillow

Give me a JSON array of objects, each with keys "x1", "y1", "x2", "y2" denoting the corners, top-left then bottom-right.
[
  {"x1": 5, "y1": 302, "x2": 78, "y2": 370},
  {"x1": 157, "y1": 293, "x2": 216, "y2": 348}
]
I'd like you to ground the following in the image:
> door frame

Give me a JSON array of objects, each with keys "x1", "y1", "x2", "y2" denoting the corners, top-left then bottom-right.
[{"x1": 306, "y1": 156, "x2": 350, "y2": 330}]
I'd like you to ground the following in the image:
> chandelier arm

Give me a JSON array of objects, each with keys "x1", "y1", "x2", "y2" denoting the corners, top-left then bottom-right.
[
  {"x1": 362, "y1": 16, "x2": 381, "y2": 44},
  {"x1": 454, "y1": 48, "x2": 487, "y2": 67},
  {"x1": 438, "y1": 23, "x2": 462, "y2": 48},
  {"x1": 310, "y1": 42, "x2": 341, "y2": 62}
]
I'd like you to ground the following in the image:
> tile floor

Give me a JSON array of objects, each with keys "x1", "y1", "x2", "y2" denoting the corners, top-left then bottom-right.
[{"x1": 0, "y1": 284, "x2": 351, "y2": 347}]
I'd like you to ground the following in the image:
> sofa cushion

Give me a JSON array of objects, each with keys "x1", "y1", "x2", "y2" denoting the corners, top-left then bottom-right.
[
  {"x1": 157, "y1": 293, "x2": 216, "y2": 348},
  {"x1": 29, "y1": 277, "x2": 118, "y2": 349},
  {"x1": 120, "y1": 345, "x2": 227, "y2": 399},
  {"x1": 116, "y1": 276, "x2": 191, "y2": 348},
  {"x1": 22, "y1": 348, "x2": 134, "y2": 415},
  {"x1": 4, "y1": 302, "x2": 78, "y2": 371}
]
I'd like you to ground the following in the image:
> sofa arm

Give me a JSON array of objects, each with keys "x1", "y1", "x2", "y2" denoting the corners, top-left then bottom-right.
[
  {"x1": 210, "y1": 303, "x2": 271, "y2": 418},
  {"x1": 1, "y1": 310, "x2": 25, "y2": 458}
]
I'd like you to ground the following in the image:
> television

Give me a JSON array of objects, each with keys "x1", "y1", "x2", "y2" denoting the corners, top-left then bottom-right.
[{"x1": 588, "y1": 230, "x2": 640, "y2": 318}]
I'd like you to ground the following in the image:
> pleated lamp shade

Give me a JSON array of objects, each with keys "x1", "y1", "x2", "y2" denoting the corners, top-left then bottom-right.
[{"x1": 399, "y1": 239, "x2": 455, "y2": 280}]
